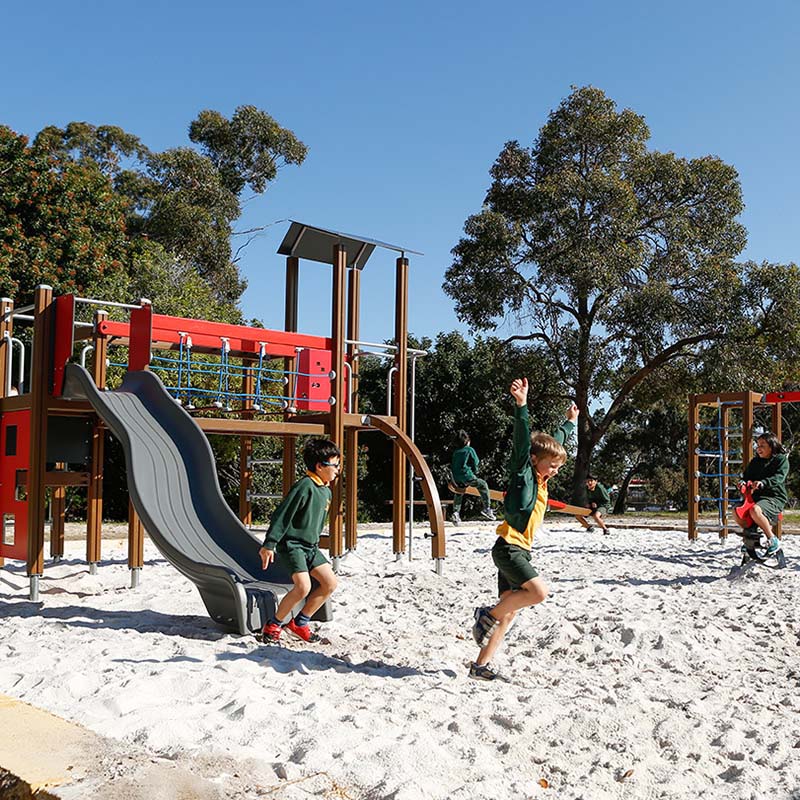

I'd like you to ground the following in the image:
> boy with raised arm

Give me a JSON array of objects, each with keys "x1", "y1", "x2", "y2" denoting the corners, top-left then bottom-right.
[{"x1": 469, "y1": 378, "x2": 578, "y2": 681}]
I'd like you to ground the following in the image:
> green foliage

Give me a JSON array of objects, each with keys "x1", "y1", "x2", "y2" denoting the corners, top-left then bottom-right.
[
  {"x1": 189, "y1": 106, "x2": 308, "y2": 195},
  {"x1": 0, "y1": 126, "x2": 129, "y2": 301},
  {"x1": 445, "y1": 85, "x2": 800, "y2": 499}
]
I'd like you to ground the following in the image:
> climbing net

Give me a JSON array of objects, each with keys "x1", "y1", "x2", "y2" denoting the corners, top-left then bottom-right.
[
  {"x1": 109, "y1": 338, "x2": 337, "y2": 413},
  {"x1": 691, "y1": 399, "x2": 745, "y2": 535},
  {"x1": 689, "y1": 392, "x2": 784, "y2": 539}
]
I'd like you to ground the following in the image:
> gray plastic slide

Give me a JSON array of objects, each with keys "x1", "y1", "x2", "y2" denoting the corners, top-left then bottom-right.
[{"x1": 62, "y1": 363, "x2": 332, "y2": 635}]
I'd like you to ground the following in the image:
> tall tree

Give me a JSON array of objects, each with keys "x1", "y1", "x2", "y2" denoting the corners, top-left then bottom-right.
[
  {"x1": 31, "y1": 106, "x2": 308, "y2": 308},
  {"x1": 445, "y1": 85, "x2": 800, "y2": 499}
]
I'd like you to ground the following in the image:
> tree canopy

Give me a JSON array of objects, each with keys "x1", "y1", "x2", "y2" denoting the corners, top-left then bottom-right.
[{"x1": 445, "y1": 85, "x2": 800, "y2": 499}]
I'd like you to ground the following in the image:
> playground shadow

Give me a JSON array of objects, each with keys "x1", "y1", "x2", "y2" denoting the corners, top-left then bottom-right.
[
  {"x1": 1, "y1": 556, "x2": 165, "y2": 573},
  {"x1": 0, "y1": 602, "x2": 230, "y2": 641},
  {"x1": 547, "y1": 543, "x2": 741, "y2": 568},
  {"x1": 217, "y1": 645, "x2": 445, "y2": 680},
  {"x1": 543, "y1": 542, "x2": 799, "y2": 584}
]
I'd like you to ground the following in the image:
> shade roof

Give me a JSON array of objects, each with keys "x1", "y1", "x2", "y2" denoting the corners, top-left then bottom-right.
[{"x1": 277, "y1": 221, "x2": 422, "y2": 269}]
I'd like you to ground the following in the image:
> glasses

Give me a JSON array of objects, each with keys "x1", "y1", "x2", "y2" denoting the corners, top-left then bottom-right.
[{"x1": 321, "y1": 461, "x2": 341, "y2": 469}]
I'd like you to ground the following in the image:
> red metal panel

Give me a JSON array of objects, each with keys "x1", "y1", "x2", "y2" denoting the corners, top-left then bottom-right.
[
  {"x1": 764, "y1": 391, "x2": 800, "y2": 404},
  {"x1": 98, "y1": 316, "x2": 332, "y2": 357},
  {"x1": 52, "y1": 294, "x2": 75, "y2": 396},
  {"x1": 0, "y1": 410, "x2": 30, "y2": 560},
  {"x1": 296, "y1": 349, "x2": 332, "y2": 411},
  {"x1": 128, "y1": 304, "x2": 153, "y2": 371},
  {"x1": 295, "y1": 350, "x2": 349, "y2": 411}
]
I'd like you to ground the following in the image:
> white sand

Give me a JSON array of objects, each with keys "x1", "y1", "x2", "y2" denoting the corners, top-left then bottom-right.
[{"x1": 0, "y1": 520, "x2": 798, "y2": 799}]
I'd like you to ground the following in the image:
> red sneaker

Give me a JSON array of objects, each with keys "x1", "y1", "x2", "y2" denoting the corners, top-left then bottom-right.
[
  {"x1": 285, "y1": 618, "x2": 321, "y2": 643},
  {"x1": 259, "y1": 621, "x2": 282, "y2": 643}
]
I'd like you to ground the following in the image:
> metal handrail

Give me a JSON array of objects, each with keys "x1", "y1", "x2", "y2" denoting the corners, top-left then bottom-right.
[
  {"x1": 4, "y1": 333, "x2": 25, "y2": 395},
  {"x1": 74, "y1": 296, "x2": 149, "y2": 311}
]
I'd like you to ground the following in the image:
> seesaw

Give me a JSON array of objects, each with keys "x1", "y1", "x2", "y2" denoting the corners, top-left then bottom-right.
[{"x1": 447, "y1": 481, "x2": 590, "y2": 516}]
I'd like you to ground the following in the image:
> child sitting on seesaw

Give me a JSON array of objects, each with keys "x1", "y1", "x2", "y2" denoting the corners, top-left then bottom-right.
[
  {"x1": 469, "y1": 377, "x2": 579, "y2": 681},
  {"x1": 451, "y1": 429, "x2": 495, "y2": 524},
  {"x1": 258, "y1": 438, "x2": 340, "y2": 643},
  {"x1": 733, "y1": 431, "x2": 788, "y2": 556},
  {"x1": 577, "y1": 474, "x2": 611, "y2": 534}
]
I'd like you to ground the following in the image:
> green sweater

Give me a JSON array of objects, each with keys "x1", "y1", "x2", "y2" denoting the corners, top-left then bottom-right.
[
  {"x1": 743, "y1": 453, "x2": 789, "y2": 506},
  {"x1": 452, "y1": 445, "x2": 479, "y2": 484},
  {"x1": 502, "y1": 405, "x2": 575, "y2": 535},
  {"x1": 587, "y1": 483, "x2": 611, "y2": 508},
  {"x1": 262, "y1": 474, "x2": 331, "y2": 550}
]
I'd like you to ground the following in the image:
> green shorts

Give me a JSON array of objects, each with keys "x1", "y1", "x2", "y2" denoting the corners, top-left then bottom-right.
[
  {"x1": 491, "y1": 537, "x2": 539, "y2": 594},
  {"x1": 591, "y1": 506, "x2": 609, "y2": 517},
  {"x1": 754, "y1": 497, "x2": 783, "y2": 525},
  {"x1": 276, "y1": 542, "x2": 328, "y2": 575}
]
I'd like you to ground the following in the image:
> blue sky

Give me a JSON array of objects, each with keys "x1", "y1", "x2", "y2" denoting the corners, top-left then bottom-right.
[{"x1": 2, "y1": 1, "x2": 798, "y2": 345}]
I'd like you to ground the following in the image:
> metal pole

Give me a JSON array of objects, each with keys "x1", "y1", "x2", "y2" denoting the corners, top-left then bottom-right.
[
  {"x1": 407, "y1": 354, "x2": 418, "y2": 561},
  {"x1": 386, "y1": 365, "x2": 397, "y2": 416}
]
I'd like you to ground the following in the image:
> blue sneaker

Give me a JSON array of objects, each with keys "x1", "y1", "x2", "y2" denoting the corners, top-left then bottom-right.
[{"x1": 765, "y1": 538, "x2": 782, "y2": 556}]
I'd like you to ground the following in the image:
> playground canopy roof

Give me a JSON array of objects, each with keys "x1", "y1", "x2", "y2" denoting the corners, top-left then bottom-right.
[{"x1": 277, "y1": 221, "x2": 422, "y2": 270}]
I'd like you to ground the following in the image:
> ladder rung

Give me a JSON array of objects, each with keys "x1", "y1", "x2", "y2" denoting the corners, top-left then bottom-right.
[{"x1": 246, "y1": 492, "x2": 283, "y2": 501}]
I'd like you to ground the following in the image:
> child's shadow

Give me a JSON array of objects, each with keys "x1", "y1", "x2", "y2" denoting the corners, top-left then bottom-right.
[{"x1": 218, "y1": 646, "x2": 452, "y2": 679}]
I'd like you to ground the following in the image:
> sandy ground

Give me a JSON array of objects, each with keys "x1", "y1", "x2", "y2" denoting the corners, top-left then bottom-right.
[{"x1": 0, "y1": 518, "x2": 799, "y2": 800}]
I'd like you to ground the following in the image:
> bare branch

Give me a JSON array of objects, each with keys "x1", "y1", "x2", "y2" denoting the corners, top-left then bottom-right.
[
  {"x1": 231, "y1": 218, "x2": 288, "y2": 237},
  {"x1": 595, "y1": 329, "x2": 725, "y2": 438}
]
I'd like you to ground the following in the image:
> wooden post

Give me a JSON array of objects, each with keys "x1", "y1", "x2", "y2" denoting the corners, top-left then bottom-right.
[
  {"x1": 126, "y1": 309, "x2": 145, "y2": 574},
  {"x1": 128, "y1": 498, "x2": 144, "y2": 571},
  {"x1": 328, "y1": 245, "x2": 347, "y2": 559},
  {"x1": 345, "y1": 266, "x2": 361, "y2": 550},
  {"x1": 772, "y1": 400, "x2": 783, "y2": 538},
  {"x1": 282, "y1": 257, "x2": 299, "y2": 496},
  {"x1": 742, "y1": 393, "x2": 755, "y2": 478},
  {"x1": 239, "y1": 355, "x2": 255, "y2": 526},
  {"x1": 688, "y1": 395, "x2": 699, "y2": 541},
  {"x1": 0, "y1": 297, "x2": 12, "y2": 569},
  {"x1": 87, "y1": 310, "x2": 107, "y2": 566},
  {"x1": 392, "y1": 257, "x2": 409, "y2": 556},
  {"x1": 50, "y1": 464, "x2": 66, "y2": 559},
  {"x1": 27, "y1": 285, "x2": 54, "y2": 582},
  {"x1": 720, "y1": 403, "x2": 730, "y2": 540}
]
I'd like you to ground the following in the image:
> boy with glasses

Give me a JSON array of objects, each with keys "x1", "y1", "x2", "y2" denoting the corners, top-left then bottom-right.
[{"x1": 258, "y1": 438, "x2": 341, "y2": 643}]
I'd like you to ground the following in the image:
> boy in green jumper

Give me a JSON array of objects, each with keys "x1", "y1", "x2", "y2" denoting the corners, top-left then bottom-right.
[
  {"x1": 577, "y1": 475, "x2": 611, "y2": 534},
  {"x1": 258, "y1": 438, "x2": 340, "y2": 643},
  {"x1": 451, "y1": 430, "x2": 495, "y2": 524},
  {"x1": 469, "y1": 378, "x2": 578, "y2": 681},
  {"x1": 733, "y1": 431, "x2": 789, "y2": 555}
]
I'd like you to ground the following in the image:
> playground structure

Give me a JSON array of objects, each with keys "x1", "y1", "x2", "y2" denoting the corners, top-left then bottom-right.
[
  {"x1": 688, "y1": 390, "x2": 795, "y2": 541},
  {"x1": 0, "y1": 222, "x2": 447, "y2": 630}
]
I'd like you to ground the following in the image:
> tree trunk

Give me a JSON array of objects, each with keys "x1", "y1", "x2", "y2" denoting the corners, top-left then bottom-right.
[
  {"x1": 570, "y1": 423, "x2": 594, "y2": 504},
  {"x1": 613, "y1": 465, "x2": 641, "y2": 514}
]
